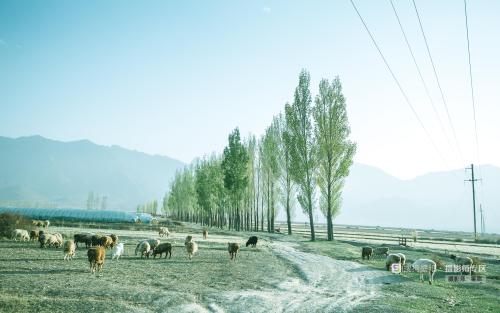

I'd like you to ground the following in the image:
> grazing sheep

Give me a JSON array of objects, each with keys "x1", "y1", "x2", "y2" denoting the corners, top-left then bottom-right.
[
  {"x1": 30, "y1": 230, "x2": 40, "y2": 242},
  {"x1": 412, "y1": 259, "x2": 437, "y2": 284},
  {"x1": 87, "y1": 246, "x2": 106, "y2": 274},
  {"x1": 74, "y1": 233, "x2": 93, "y2": 248},
  {"x1": 109, "y1": 234, "x2": 118, "y2": 248},
  {"x1": 361, "y1": 246, "x2": 373, "y2": 260},
  {"x1": 386, "y1": 254, "x2": 402, "y2": 271},
  {"x1": 12, "y1": 229, "x2": 30, "y2": 241},
  {"x1": 63, "y1": 240, "x2": 76, "y2": 260},
  {"x1": 39, "y1": 232, "x2": 47, "y2": 248},
  {"x1": 228, "y1": 243, "x2": 240, "y2": 261},
  {"x1": 135, "y1": 239, "x2": 160, "y2": 255},
  {"x1": 136, "y1": 241, "x2": 151, "y2": 259},
  {"x1": 396, "y1": 253, "x2": 406, "y2": 267},
  {"x1": 373, "y1": 247, "x2": 389, "y2": 259},
  {"x1": 202, "y1": 229, "x2": 208, "y2": 240},
  {"x1": 96, "y1": 236, "x2": 114, "y2": 249},
  {"x1": 152, "y1": 243, "x2": 172, "y2": 259},
  {"x1": 450, "y1": 254, "x2": 474, "y2": 274},
  {"x1": 47, "y1": 234, "x2": 63, "y2": 248},
  {"x1": 246, "y1": 236, "x2": 258, "y2": 247},
  {"x1": 185, "y1": 241, "x2": 198, "y2": 260},
  {"x1": 32, "y1": 220, "x2": 44, "y2": 227},
  {"x1": 158, "y1": 227, "x2": 170, "y2": 237},
  {"x1": 112, "y1": 243, "x2": 125, "y2": 260}
]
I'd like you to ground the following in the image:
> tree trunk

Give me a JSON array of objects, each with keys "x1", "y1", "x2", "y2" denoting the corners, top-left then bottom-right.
[
  {"x1": 270, "y1": 181, "x2": 275, "y2": 232},
  {"x1": 286, "y1": 192, "x2": 292, "y2": 235},
  {"x1": 308, "y1": 192, "x2": 315, "y2": 241}
]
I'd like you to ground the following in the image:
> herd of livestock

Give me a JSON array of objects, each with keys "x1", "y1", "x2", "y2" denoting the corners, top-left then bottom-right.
[
  {"x1": 9, "y1": 220, "x2": 476, "y2": 283},
  {"x1": 10, "y1": 223, "x2": 260, "y2": 275},
  {"x1": 360, "y1": 245, "x2": 476, "y2": 284}
]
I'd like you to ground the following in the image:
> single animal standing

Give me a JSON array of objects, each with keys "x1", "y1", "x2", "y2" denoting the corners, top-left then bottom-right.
[
  {"x1": 228, "y1": 243, "x2": 240, "y2": 261},
  {"x1": 412, "y1": 259, "x2": 437, "y2": 284},
  {"x1": 361, "y1": 246, "x2": 373, "y2": 260},
  {"x1": 185, "y1": 241, "x2": 198, "y2": 260},
  {"x1": 112, "y1": 243, "x2": 125, "y2": 260},
  {"x1": 63, "y1": 240, "x2": 76, "y2": 260},
  {"x1": 152, "y1": 243, "x2": 172, "y2": 259},
  {"x1": 87, "y1": 246, "x2": 106, "y2": 274},
  {"x1": 246, "y1": 236, "x2": 258, "y2": 247}
]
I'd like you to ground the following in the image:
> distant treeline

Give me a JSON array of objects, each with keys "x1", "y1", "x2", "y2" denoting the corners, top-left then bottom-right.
[
  {"x1": 137, "y1": 200, "x2": 158, "y2": 215},
  {"x1": 163, "y1": 70, "x2": 356, "y2": 241}
]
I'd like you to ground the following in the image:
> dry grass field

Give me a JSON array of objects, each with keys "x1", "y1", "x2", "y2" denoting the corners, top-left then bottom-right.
[{"x1": 0, "y1": 223, "x2": 498, "y2": 313}]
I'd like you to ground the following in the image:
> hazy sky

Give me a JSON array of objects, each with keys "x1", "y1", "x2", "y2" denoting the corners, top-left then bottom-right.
[{"x1": 1, "y1": 0, "x2": 498, "y2": 179}]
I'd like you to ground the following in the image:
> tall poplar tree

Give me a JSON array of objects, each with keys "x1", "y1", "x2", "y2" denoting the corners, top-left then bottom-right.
[
  {"x1": 313, "y1": 77, "x2": 356, "y2": 240},
  {"x1": 285, "y1": 69, "x2": 318, "y2": 241}
]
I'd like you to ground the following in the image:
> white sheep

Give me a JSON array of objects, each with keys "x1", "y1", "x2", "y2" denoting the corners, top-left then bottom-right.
[
  {"x1": 158, "y1": 227, "x2": 170, "y2": 237},
  {"x1": 12, "y1": 229, "x2": 30, "y2": 241},
  {"x1": 136, "y1": 241, "x2": 151, "y2": 258},
  {"x1": 385, "y1": 254, "x2": 402, "y2": 272},
  {"x1": 135, "y1": 239, "x2": 160, "y2": 255},
  {"x1": 46, "y1": 234, "x2": 63, "y2": 248},
  {"x1": 450, "y1": 254, "x2": 473, "y2": 275},
  {"x1": 63, "y1": 240, "x2": 76, "y2": 260},
  {"x1": 395, "y1": 253, "x2": 406, "y2": 267},
  {"x1": 412, "y1": 259, "x2": 437, "y2": 285},
  {"x1": 112, "y1": 243, "x2": 125, "y2": 260},
  {"x1": 186, "y1": 241, "x2": 198, "y2": 260}
]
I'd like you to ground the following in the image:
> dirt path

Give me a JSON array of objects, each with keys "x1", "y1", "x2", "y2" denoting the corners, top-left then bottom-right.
[{"x1": 176, "y1": 241, "x2": 397, "y2": 313}]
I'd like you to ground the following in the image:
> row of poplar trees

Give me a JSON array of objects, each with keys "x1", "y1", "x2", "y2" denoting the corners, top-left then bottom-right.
[{"x1": 163, "y1": 70, "x2": 356, "y2": 241}]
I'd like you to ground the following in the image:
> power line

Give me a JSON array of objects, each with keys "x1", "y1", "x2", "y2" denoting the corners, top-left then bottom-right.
[
  {"x1": 412, "y1": 0, "x2": 464, "y2": 164},
  {"x1": 464, "y1": 0, "x2": 485, "y2": 215},
  {"x1": 349, "y1": 0, "x2": 448, "y2": 167},
  {"x1": 389, "y1": 0, "x2": 457, "y2": 166},
  {"x1": 464, "y1": 0, "x2": 480, "y2": 165}
]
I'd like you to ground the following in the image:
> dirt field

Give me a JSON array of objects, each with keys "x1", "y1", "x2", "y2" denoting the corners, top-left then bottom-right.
[{"x1": 0, "y1": 224, "x2": 499, "y2": 313}]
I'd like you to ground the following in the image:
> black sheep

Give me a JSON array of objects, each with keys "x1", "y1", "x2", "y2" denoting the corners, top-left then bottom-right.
[{"x1": 246, "y1": 236, "x2": 258, "y2": 247}]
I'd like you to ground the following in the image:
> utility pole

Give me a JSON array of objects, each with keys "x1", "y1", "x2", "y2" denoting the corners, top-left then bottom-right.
[
  {"x1": 465, "y1": 164, "x2": 480, "y2": 239},
  {"x1": 479, "y1": 204, "x2": 485, "y2": 235}
]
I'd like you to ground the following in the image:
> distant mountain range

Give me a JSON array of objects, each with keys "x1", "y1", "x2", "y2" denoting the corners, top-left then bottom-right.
[
  {"x1": 0, "y1": 135, "x2": 498, "y2": 233},
  {"x1": 284, "y1": 163, "x2": 500, "y2": 234},
  {"x1": 0, "y1": 135, "x2": 184, "y2": 210}
]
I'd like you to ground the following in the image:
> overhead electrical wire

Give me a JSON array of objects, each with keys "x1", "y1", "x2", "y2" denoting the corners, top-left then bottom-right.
[
  {"x1": 412, "y1": 0, "x2": 464, "y2": 164},
  {"x1": 389, "y1": 0, "x2": 458, "y2": 167},
  {"x1": 464, "y1": 0, "x2": 481, "y2": 168},
  {"x1": 464, "y1": 0, "x2": 485, "y2": 218},
  {"x1": 349, "y1": 0, "x2": 449, "y2": 167}
]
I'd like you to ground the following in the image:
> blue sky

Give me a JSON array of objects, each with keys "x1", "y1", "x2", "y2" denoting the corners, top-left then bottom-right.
[{"x1": 0, "y1": 0, "x2": 499, "y2": 179}]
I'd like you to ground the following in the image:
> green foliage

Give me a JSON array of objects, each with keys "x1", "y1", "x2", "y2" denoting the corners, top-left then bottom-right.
[
  {"x1": 136, "y1": 199, "x2": 158, "y2": 215},
  {"x1": 285, "y1": 69, "x2": 317, "y2": 240},
  {"x1": 164, "y1": 70, "x2": 356, "y2": 239},
  {"x1": 222, "y1": 128, "x2": 249, "y2": 202},
  {"x1": 313, "y1": 77, "x2": 356, "y2": 240}
]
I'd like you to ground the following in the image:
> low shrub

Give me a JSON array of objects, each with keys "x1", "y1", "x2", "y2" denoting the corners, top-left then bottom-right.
[{"x1": 0, "y1": 213, "x2": 32, "y2": 238}]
